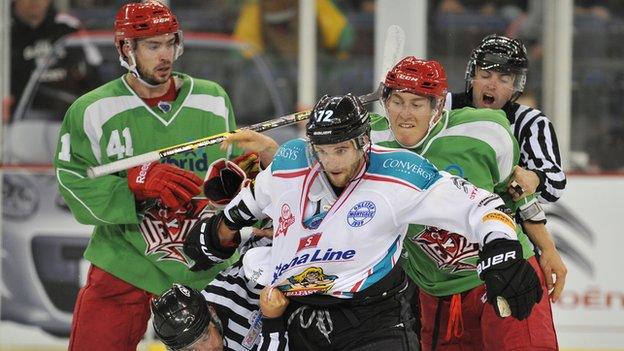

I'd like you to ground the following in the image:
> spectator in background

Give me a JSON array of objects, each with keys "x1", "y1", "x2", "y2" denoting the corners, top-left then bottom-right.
[
  {"x1": 233, "y1": 0, "x2": 354, "y2": 60},
  {"x1": 10, "y1": 0, "x2": 101, "y2": 121},
  {"x1": 233, "y1": 0, "x2": 356, "y2": 137},
  {"x1": 435, "y1": 0, "x2": 526, "y2": 17},
  {"x1": 586, "y1": 128, "x2": 624, "y2": 171}
]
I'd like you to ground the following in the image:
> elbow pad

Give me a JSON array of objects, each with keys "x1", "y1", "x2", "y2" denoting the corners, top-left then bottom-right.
[
  {"x1": 223, "y1": 196, "x2": 261, "y2": 230},
  {"x1": 183, "y1": 212, "x2": 241, "y2": 271}
]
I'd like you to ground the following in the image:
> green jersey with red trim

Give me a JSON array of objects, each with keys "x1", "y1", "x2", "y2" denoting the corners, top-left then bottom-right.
[
  {"x1": 54, "y1": 72, "x2": 241, "y2": 294},
  {"x1": 370, "y1": 107, "x2": 535, "y2": 296}
]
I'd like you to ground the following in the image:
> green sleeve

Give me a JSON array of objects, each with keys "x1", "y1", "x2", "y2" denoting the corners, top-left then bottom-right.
[{"x1": 54, "y1": 102, "x2": 140, "y2": 226}]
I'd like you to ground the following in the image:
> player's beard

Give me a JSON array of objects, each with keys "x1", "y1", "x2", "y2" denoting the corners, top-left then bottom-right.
[
  {"x1": 324, "y1": 156, "x2": 364, "y2": 188},
  {"x1": 136, "y1": 61, "x2": 171, "y2": 86}
]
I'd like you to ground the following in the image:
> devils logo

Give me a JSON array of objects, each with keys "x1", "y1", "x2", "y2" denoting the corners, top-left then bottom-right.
[
  {"x1": 413, "y1": 226, "x2": 479, "y2": 272},
  {"x1": 139, "y1": 199, "x2": 216, "y2": 266}
]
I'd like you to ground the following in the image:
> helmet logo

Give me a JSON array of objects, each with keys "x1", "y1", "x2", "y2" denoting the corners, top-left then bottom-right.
[
  {"x1": 315, "y1": 109, "x2": 334, "y2": 123},
  {"x1": 178, "y1": 285, "x2": 191, "y2": 297}
]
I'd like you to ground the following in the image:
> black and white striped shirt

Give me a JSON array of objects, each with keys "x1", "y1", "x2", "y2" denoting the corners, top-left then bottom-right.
[
  {"x1": 201, "y1": 236, "x2": 288, "y2": 351},
  {"x1": 446, "y1": 92, "x2": 566, "y2": 203}
]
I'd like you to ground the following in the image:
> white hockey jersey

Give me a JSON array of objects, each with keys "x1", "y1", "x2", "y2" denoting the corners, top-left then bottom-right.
[{"x1": 227, "y1": 139, "x2": 517, "y2": 298}]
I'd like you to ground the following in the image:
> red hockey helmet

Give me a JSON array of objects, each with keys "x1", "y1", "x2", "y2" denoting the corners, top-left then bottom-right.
[
  {"x1": 114, "y1": 1, "x2": 181, "y2": 58},
  {"x1": 383, "y1": 57, "x2": 448, "y2": 100}
]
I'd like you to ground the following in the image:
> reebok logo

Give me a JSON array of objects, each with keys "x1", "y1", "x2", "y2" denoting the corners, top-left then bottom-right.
[
  {"x1": 477, "y1": 250, "x2": 516, "y2": 276},
  {"x1": 135, "y1": 163, "x2": 151, "y2": 183}
]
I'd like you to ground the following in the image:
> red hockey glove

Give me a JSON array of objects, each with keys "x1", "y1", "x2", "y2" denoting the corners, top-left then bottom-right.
[
  {"x1": 203, "y1": 153, "x2": 260, "y2": 206},
  {"x1": 128, "y1": 162, "x2": 203, "y2": 210}
]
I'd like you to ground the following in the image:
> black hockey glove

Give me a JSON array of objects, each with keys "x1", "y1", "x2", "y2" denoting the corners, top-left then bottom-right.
[
  {"x1": 183, "y1": 212, "x2": 241, "y2": 272},
  {"x1": 477, "y1": 238, "x2": 543, "y2": 320}
]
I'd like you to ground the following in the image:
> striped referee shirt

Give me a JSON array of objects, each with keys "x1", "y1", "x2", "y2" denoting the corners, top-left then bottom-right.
[
  {"x1": 446, "y1": 92, "x2": 566, "y2": 203},
  {"x1": 201, "y1": 236, "x2": 287, "y2": 351}
]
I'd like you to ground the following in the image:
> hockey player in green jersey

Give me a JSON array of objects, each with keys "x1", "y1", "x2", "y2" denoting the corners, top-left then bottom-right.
[
  {"x1": 371, "y1": 57, "x2": 558, "y2": 350},
  {"x1": 53, "y1": 2, "x2": 249, "y2": 350}
]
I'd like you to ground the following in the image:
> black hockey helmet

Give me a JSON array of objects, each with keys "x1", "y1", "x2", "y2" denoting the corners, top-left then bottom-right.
[
  {"x1": 306, "y1": 93, "x2": 370, "y2": 147},
  {"x1": 151, "y1": 284, "x2": 221, "y2": 350},
  {"x1": 465, "y1": 34, "x2": 528, "y2": 101}
]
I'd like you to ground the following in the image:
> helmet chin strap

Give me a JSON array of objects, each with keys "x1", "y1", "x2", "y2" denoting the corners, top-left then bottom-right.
[
  {"x1": 119, "y1": 37, "x2": 182, "y2": 89},
  {"x1": 120, "y1": 50, "x2": 162, "y2": 89}
]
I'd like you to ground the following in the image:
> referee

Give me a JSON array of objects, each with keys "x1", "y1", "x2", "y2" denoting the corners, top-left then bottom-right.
[
  {"x1": 152, "y1": 234, "x2": 280, "y2": 351},
  {"x1": 446, "y1": 34, "x2": 566, "y2": 203},
  {"x1": 444, "y1": 34, "x2": 568, "y2": 308}
]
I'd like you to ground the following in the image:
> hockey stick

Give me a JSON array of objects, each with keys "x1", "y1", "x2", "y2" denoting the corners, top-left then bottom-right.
[{"x1": 87, "y1": 25, "x2": 405, "y2": 178}]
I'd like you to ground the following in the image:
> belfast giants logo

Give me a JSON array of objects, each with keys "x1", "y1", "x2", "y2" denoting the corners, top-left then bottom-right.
[
  {"x1": 347, "y1": 201, "x2": 376, "y2": 227},
  {"x1": 139, "y1": 199, "x2": 215, "y2": 266},
  {"x1": 275, "y1": 204, "x2": 295, "y2": 237},
  {"x1": 413, "y1": 226, "x2": 479, "y2": 272}
]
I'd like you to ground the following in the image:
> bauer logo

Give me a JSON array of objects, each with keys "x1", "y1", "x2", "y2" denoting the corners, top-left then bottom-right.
[{"x1": 347, "y1": 201, "x2": 376, "y2": 227}]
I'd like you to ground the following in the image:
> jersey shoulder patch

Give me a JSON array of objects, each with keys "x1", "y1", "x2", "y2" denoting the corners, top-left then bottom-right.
[
  {"x1": 368, "y1": 146, "x2": 441, "y2": 190},
  {"x1": 271, "y1": 139, "x2": 309, "y2": 173}
]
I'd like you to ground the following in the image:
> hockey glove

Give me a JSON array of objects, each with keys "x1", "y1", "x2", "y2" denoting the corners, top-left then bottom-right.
[
  {"x1": 203, "y1": 153, "x2": 259, "y2": 206},
  {"x1": 128, "y1": 162, "x2": 203, "y2": 210},
  {"x1": 477, "y1": 238, "x2": 543, "y2": 320},
  {"x1": 183, "y1": 212, "x2": 241, "y2": 271}
]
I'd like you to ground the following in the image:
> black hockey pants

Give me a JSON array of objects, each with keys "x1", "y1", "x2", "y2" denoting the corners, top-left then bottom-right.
[{"x1": 284, "y1": 279, "x2": 420, "y2": 350}]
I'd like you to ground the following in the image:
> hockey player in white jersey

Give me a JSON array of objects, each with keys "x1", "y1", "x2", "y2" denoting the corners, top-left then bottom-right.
[{"x1": 184, "y1": 93, "x2": 542, "y2": 350}]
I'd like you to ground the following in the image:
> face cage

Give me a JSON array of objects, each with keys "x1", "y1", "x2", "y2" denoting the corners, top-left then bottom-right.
[{"x1": 465, "y1": 60, "x2": 527, "y2": 102}]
